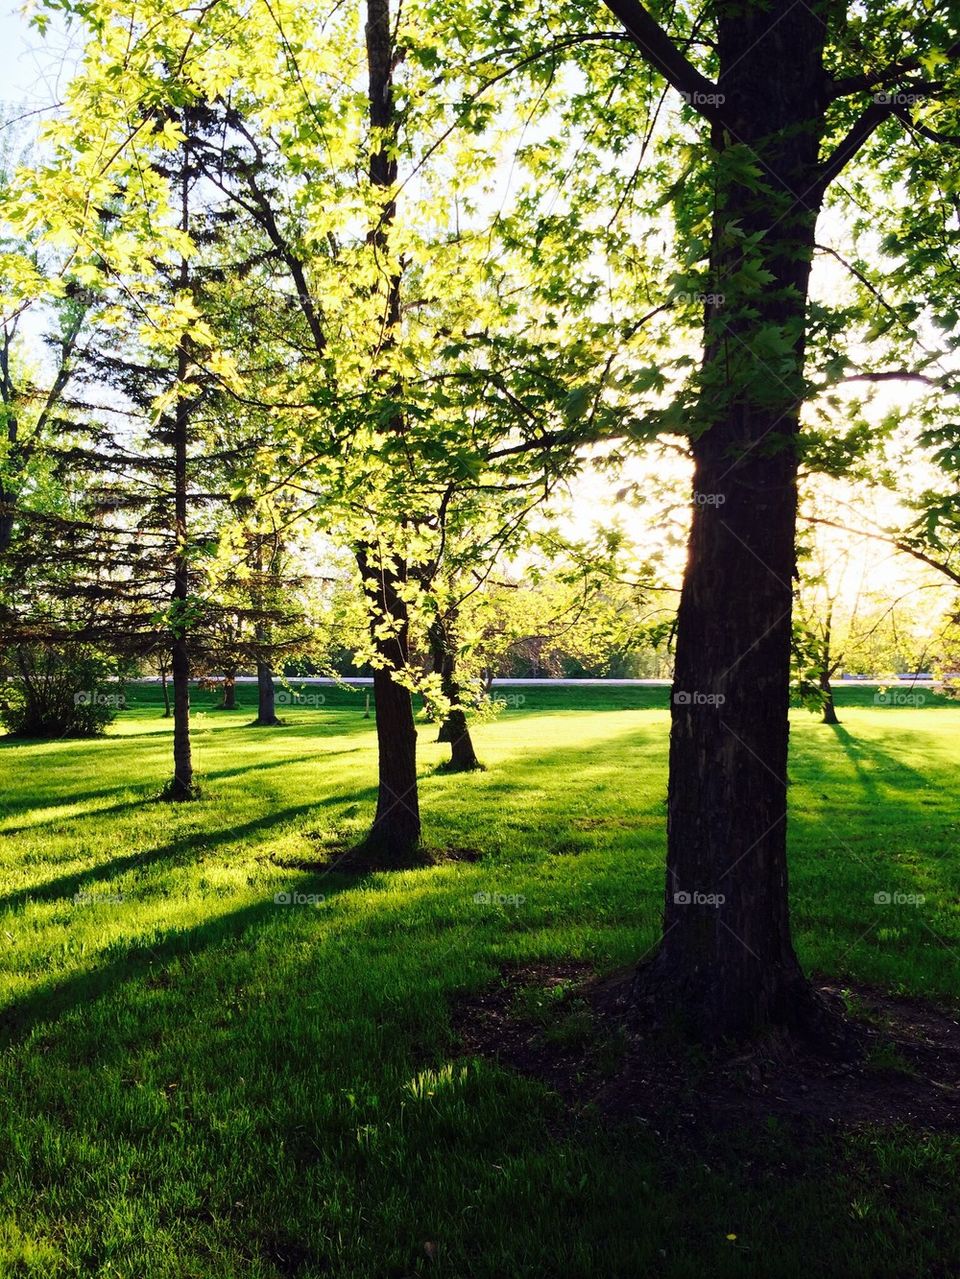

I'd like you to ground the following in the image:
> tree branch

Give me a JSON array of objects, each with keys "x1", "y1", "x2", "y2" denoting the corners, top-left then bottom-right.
[
  {"x1": 804, "y1": 514, "x2": 960, "y2": 587},
  {"x1": 828, "y1": 38, "x2": 960, "y2": 100},
  {"x1": 815, "y1": 101, "x2": 896, "y2": 195},
  {"x1": 891, "y1": 102, "x2": 960, "y2": 147},
  {"x1": 600, "y1": 0, "x2": 723, "y2": 123},
  {"x1": 841, "y1": 371, "x2": 947, "y2": 387}
]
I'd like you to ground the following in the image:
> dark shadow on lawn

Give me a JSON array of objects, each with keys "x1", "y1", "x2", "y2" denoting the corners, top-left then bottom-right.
[
  {"x1": 0, "y1": 781, "x2": 152, "y2": 824},
  {"x1": 829, "y1": 725, "x2": 936, "y2": 797},
  {"x1": 203, "y1": 747, "x2": 364, "y2": 783},
  {"x1": 0, "y1": 792, "x2": 378, "y2": 917},
  {"x1": 0, "y1": 750, "x2": 370, "y2": 834},
  {"x1": 0, "y1": 873, "x2": 357, "y2": 1048}
]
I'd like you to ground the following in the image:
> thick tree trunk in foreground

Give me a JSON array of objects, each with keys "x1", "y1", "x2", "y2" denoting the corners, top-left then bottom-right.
[
  {"x1": 255, "y1": 660, "x2": 280, "y2": 725},
  {"x1": 429, "y1": 615, "x2": 480, "y2": 770},
  {"x1": 635, "y1": 2, "x2": 835, "y2": 1040},
  {"x1": 370, "y1": 663, "x2": 421, "y2": 857},
  {"x1": 358, "y1": 549, "x2": 422, "y2": 861}
]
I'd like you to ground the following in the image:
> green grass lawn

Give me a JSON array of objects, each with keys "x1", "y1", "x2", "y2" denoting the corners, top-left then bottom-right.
[{"x1": 0, "y1": 685, "x2": 958, "y2": 1277}]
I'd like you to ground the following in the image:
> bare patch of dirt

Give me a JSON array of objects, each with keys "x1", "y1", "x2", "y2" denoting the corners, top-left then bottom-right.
[
  {"x1": 450, "y1": 962, "x2": 960, "y2": 1134},
  {"x1": 571, "y1": 816, "x2": 634, "y2": 830}
]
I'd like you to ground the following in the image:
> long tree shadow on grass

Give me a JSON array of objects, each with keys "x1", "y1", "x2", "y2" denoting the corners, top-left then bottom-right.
[
  {"x1": 0, "y1": 874, "x2": 361, "y2": 1049},
  {"x1": 0, "y1": 792, "x2": 378, "y2": 917},
  {"x1": 0, "y1": 751, "x2": 370, "y2": 836},
  {"x1": 831, "y1": 724, "x2": 938, "y2": 789}
]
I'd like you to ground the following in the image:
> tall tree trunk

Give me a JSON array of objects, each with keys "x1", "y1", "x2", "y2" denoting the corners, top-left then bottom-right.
[
  {"x1": 164, "y1": 153, "x2": 197, "y2": 802},
  {"x1": 160, "y1": 663, "x2": 171, "y2": 718},
  {"x1": 356, "y1": 0, "x2": 422, "y2": 861},
  {"x1": 359, "y1": 548, "x2": 421, "y2": 860},
  {"x1": 255, "y1": 659, "x2": 280, "y2": 725},
  {"x1": 635, "y1": 2, "x2": 835, "y2": 1040},
  {"x1": 429, "y1": 613, "x2": 480, "y2": 770},
  {"x1": 168, "y1": 381, "x2": 194, "y2": 798},
  {"x1": 167, "y1": 372, "x2": 194, "y2": 798}
]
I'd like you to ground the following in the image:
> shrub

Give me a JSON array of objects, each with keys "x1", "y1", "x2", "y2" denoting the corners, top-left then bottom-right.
[{"x1": 0, "y1": 644, "x2": 126, "y2": 738}]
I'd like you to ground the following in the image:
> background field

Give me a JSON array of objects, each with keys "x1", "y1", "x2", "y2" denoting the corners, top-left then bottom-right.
[{"x1": 0, "y1": 687, "x2": 957, "y2": 1277}]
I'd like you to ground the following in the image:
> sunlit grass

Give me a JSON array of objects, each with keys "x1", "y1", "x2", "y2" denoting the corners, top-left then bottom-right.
[{"x1": 0, "y1": 685, "x2": 957, "y2": 1276}]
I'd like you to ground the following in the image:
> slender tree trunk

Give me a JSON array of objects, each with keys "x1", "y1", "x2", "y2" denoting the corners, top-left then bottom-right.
[
  {"x1": 164, "y1": 156, "x2": 196, "y2": 802},
  {"x1": 820, "y1": 610, "x2": 839, "y2": 724},
  {"x1": 820, "y1": 671, "x2": 839, "y2": 724},
  {"x1": 635, "y1": 3, "x2": 835, "y2": 1040},
  {"x1": 250, "y1": 532, "x2": 282, "y2": 725},
  {"x1": 160, "y1": 663, "x2": 171, "y2": 717},
  {"x1": 168, "y1": 383, "x2": 194, "y2": 798},
  {"x1": 370, "y1": 662, "x2": 421, "y2": 856},
  {"x1": 170, "y1": 634, "x2": 193, "y2": 796},
  {"x1": 429, "y1": 614, "x2": 480, "y2": 770},
  {"x1": 220, "y1": 671, "x2": 237, "y2": 710}
]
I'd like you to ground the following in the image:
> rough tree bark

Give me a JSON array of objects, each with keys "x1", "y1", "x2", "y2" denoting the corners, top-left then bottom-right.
[
  {"x1": 255, "y1": 658, "x2": 280, "y2": 725},
  {"x1": 609, "y1": 0, "x2": 853, "y2": 1039},
  {"x1": 358, "y1": 547, "x2": 421, "y2": 860}
]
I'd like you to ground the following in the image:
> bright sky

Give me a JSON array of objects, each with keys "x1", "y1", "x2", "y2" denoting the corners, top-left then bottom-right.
[{"x1": 0, "y1": 3, "x2": 79, "y2": 116}]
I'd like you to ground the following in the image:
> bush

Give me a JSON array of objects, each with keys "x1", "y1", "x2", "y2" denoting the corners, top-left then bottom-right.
[{"x1": 0, "y1": 644, "x2": 126, "y2": 738}]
